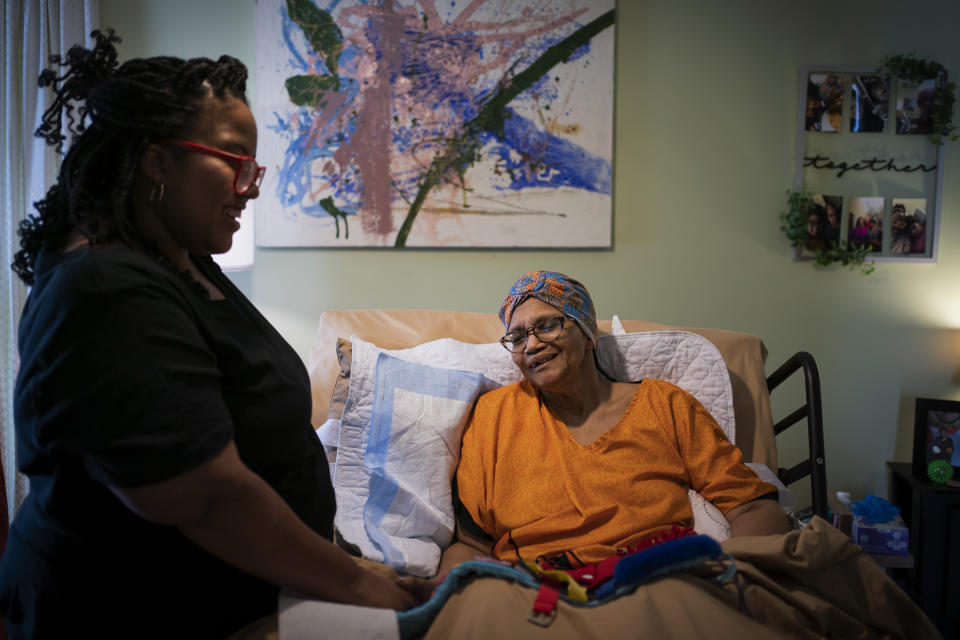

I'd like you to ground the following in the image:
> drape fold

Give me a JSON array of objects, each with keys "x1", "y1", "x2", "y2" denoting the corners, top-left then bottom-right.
[{"x1": 1, "y1": 0, "x2": 99, "y2": 523}]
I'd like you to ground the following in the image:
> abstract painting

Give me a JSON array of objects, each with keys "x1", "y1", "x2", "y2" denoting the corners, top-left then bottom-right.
[{"x1": 254, "y1": 0, "x2": 615, "y2": 247}]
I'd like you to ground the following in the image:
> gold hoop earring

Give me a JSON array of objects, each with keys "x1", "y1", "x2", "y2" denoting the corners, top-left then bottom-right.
[{"x1": 149, "y1": 183, "x2": 165, "y2": 204}]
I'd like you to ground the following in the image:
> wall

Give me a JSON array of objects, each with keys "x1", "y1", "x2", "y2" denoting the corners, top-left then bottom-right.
[{"x1": 99, "y1": 0, "x2": 960, "y2": 504}]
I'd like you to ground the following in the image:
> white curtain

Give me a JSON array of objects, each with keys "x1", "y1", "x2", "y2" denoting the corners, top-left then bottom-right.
[{"x1": 1, "y1": 0, "x2": 99, "y2": 522}]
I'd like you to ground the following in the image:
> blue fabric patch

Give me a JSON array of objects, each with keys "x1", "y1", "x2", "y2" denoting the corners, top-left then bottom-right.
[
  {"x1": 397, "y1": 561, "x2": 538, "y2": 639},
  {"x1": 595, "y1": 534, "x2": 723, "y2": 599}
]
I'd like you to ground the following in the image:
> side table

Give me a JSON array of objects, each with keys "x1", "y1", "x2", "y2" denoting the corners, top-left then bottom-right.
[{"x1": 886, "y1": 461, "x2": 960, "y2": 636}]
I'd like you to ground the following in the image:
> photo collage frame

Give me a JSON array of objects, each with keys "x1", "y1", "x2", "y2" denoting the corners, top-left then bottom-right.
[{"x1": 794, "y1": 66, "x2": 944, "y2": 263}]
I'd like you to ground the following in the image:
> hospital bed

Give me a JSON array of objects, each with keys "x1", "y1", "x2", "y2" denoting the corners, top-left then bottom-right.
[{"x1": 245, "y1": 309, "x2": 828, "y2": 639}]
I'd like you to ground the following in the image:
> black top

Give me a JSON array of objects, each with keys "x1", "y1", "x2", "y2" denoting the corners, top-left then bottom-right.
[{"x1": 0, "y1": 248, "x2": 334, "y2": 638}]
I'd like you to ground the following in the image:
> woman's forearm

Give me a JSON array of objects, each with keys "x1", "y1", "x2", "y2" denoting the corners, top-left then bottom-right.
[
  {"x1": 111, "y1": 442, "x2": 416, "y2": 610},
  {"x1": 179, "y1": 468, "x2": 378, "y2": 604},
  {"x1": 726, "y1": 499, "x2": 792, "y2": 537},
  {"x1": 437, "y1": 541, "x2": 488, "y2": 575}
]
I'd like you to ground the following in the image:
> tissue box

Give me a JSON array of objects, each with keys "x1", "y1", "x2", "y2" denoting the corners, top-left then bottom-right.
[{"x1": 851, "y1": 514, "x2": 909, "y2": 555}]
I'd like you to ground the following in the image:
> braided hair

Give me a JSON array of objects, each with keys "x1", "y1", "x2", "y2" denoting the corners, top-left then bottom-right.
[{"x1": 11, "y1": 29, "x2": 250, "y2": 286}]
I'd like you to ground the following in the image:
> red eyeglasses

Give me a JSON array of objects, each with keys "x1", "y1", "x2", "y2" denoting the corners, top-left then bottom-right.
[{"x1": 160, "y1": 139, "x2": 266, "y2": 195}]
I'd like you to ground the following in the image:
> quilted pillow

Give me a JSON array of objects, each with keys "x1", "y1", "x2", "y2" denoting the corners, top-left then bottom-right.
[{"x1": 596, "y1": 330, "x2": 735, "y2": 442}]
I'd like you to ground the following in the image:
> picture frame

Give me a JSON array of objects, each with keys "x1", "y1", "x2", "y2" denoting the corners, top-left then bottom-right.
[
  {"x1": 793, "y1": 65, "x2": 945, "y2": 264},
  {"x1": 912, "y1": 397, "x2": 960, "y2": 483},
  {"x1": 253, "y1": 0, "x2": 615, "y2": 249}
]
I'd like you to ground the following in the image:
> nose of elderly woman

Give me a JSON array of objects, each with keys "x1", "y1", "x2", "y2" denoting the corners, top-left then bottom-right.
[{"x1": 523, "y1": 331, "x2": 551, "y2": 353}]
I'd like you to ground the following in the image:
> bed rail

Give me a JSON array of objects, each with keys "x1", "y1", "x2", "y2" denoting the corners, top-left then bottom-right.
[{"x1": 766, "y1": 351, "x2": 828, "y2": 520}]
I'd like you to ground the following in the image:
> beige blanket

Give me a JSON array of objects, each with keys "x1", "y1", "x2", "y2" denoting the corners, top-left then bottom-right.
[{"x1": 423, "y1": 517, "x2": 941, "y2": 640}]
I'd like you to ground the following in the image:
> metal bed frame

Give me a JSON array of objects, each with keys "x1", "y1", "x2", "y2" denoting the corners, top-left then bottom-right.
[{"x1": 767, "y1": 351, "x2": 828, "y2": 520}]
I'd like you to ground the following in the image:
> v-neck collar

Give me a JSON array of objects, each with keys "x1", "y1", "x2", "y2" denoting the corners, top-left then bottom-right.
[{"x1": 539, "y1": 383, "x2": 643, "y2": 450}]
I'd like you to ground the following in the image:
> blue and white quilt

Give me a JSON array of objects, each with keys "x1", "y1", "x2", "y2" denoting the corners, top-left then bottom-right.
[{"x1": 332, "y1": 337, "x2": 517, "y2": 577}]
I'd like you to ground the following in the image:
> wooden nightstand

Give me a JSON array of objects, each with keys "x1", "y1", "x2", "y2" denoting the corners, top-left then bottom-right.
[{"x1": 886, "y1": 461, "x2": 960, "y2": 636}]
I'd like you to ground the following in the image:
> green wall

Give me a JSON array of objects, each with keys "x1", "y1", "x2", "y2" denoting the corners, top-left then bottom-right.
[{"x1": 100, "y1": 0, "x2": 960, "y2": 504}]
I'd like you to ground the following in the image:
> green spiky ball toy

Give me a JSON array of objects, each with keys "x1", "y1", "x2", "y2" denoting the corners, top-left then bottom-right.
[{"x1": 927, "y1": 459, "x2": 954, "y2": 484}]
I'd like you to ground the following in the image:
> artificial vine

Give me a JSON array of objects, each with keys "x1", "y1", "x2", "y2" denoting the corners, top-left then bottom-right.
[
  {"x1": 779, "y1": 189, "x2": 875, "y2": 275},
  {"x1": 878, "y1": 51, "x2": 957, "y2": 145}
]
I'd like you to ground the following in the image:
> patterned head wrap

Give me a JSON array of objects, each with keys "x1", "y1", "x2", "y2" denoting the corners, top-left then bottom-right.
[{"x1": 499, "y1": 271, "x2": 598, "y2": 345}]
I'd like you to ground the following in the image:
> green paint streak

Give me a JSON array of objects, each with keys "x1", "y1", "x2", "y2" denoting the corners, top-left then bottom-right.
[
  {"x1": 287, "y1": 0, "x2": 343, "y2": 75},
  {"x1": 286, "y1": 75, "x2": 340, "y2": 107},
  {"x1": 393, "y1": 9, "x2": 615, "y2": 247},
  {"x1": 320, "y1": 196, "x2": 350, "y2": 240}
]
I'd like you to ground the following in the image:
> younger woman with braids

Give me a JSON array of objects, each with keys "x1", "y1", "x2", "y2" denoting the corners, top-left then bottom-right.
[{"x1": 0, "y1": 31, "x2": 418, "y2": 638}]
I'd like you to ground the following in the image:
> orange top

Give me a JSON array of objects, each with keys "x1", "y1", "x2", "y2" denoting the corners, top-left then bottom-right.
[{"x1": 456, "y1": 379, "x2": 776, "y2": 564}]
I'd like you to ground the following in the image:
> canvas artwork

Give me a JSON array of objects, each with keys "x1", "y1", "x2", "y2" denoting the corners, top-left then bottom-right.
[{"x1": 254, "y1": 0, "x2": 616, "y2": 248}]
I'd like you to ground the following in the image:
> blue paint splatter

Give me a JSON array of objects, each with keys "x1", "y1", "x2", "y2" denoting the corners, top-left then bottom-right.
[{"x1": 480, "y1": 107, "x2": 611, "y2": 194}]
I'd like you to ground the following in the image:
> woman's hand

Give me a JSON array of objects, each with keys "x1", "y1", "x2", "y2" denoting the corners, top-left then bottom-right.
[
  {"x1": 395, "y1": 574, "x2": 445, "y2": 605},
  {"x1": 349, "y1": 570, "x2": 421, "y2": 610}
]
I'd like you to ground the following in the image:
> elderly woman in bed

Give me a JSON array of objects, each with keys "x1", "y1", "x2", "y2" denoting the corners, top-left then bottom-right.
[{"x1": 439, "y1": 271, "x2": 790, "y2": 573}]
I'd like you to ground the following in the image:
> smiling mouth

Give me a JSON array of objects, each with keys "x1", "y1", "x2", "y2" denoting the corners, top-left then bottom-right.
[
  {"x1": 223, "y1": 207, "x2": 243, "y2": 224},
  {"x1": 528, "y1": 353, "x2": 557, "y2": 370}
]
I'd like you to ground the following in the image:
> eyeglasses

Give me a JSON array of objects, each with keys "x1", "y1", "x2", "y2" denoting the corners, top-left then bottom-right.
[
  {"x1": 160, "y1": 139, "x2": 266, "y2": 195},
  {"x1": 500, "y1": 316, "x2": 566, "y2": 352}
]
